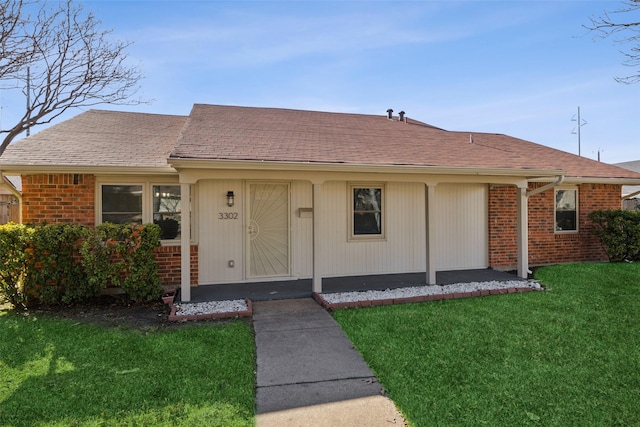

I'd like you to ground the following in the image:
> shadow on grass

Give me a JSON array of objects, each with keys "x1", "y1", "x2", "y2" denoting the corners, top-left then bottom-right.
[{"x1": 0, "y1": 309, "x2": 255, "y2": 427}]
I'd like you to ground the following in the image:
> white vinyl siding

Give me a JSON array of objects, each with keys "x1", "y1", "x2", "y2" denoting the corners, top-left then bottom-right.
[
  {"x1": 433, "y1": 183, "x2": 488, "y2": 270},
  {"x1": 321, "y1": 181, "x2": 426, "y2": 277},
  {"x1": 198, "y1": 179, "x2": 245, "y2": 284},
  {"x1": 196, "y1": 179, "x2": 490, "y2": 285}
]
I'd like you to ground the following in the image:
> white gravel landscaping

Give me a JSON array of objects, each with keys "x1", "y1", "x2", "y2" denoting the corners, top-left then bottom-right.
[
  {"x1": 174, "y1": 299, "x2": 248, "y2": 316},
  {"x1": 171, "y1": 280, "x2": 542, "y2": 316},
  {"x1": 320, "y1": 280, "x2": 543, "y2": 304}
]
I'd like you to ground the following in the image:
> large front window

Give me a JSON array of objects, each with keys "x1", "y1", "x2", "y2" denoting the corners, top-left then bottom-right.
[
  {"x1": 99, "y1": 182, "x2": 184, "y2": 242},
  {"x1": 351, "y1": 185, "x2": 384, "y2": 239},
  {"x1": 555, "y1": 189, "x2": 577, "y2": 232}
]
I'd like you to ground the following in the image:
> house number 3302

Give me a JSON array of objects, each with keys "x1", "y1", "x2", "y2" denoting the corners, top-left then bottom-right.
[{"x1": 218, "y1": 212, "x2": 239, "y2": 220}]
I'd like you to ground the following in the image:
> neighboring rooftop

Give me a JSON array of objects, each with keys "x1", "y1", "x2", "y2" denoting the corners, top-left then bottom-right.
[
  {"x1": 1, "y1": 104, "x2": 640, "y2": 182},
  {"x1": 615, "y1": 161, "x2": 640, "y2": 197}
]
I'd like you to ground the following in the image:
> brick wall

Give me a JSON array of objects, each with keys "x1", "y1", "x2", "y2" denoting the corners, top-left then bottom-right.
[
  {"x1": 489, "y1": 183, "x2": 622, "y2": 269},
  {"x1": 22, "y1": 174, "x2": 95, "y2": 226},
  {"x1": 21, "y1": 173, "x2": 199, "y2": 287},
  {"x1": 155, "y1": 245, "x2": 199, "y2": 287}
]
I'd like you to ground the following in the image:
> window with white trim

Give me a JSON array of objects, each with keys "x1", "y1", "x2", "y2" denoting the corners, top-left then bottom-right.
[
  {"x1": 153, "y1": 185, "x2": 182, "y2": 240},
  {"x1": 555, "y1": 188, "x2": 578, "y2": 232},
  {"x1": 350, "y1": 184, "x2": 385, "y2": 240},
  {"x1": 99, "y1": 182, "x2": 187, "y2": 242}
]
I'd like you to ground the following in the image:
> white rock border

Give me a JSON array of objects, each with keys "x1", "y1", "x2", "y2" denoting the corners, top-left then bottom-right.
[
  {"x1": 162, "y1": 280, "x2": 542, "y2": 320},
  {"x1": 320, "y1": 279, "x2": 542, "y2": 304},
  {"x1": 174, "y1": 299, "x2": 248, "y2": 316}
]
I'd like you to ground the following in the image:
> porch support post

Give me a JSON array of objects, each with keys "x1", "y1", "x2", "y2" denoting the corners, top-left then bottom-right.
[
  {"x1": 312, "y1": 182, "x2": 323, "y2": 293},
  {"x1": 516, "y1": 186, "x2": 529, "y2": 279},
  {"x1": 425, "y1": 183, "x2": 437, "y2": 285},
  {"x1": 180, "y1": 183, "x2": 191, "y2": 302}
]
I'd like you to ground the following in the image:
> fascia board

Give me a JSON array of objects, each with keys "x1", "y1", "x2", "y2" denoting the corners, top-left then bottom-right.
[
  {"x1": 561, "y1": 177, "x2": 640, "y2": 185},
  {"x1": 0, "y1": 164, "x2": 177, "y2": 176},
  {"x1": 169, "y1": 158, "x2": 565, "y2": 179}
]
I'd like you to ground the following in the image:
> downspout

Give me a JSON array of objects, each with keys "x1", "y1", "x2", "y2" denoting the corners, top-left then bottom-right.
[
  {"x1": 0, "y1": 171, "x2": 22, "y2": 224},
  {"x1": 526, "y1": 175, "x2": 565, "y2": 197}
]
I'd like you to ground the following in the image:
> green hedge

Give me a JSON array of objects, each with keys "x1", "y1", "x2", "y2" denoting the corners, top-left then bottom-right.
[
  {"x1": 0, "y1": 223, "x2": 162, "y2": 309},
  {"x1": 589, "y1": 209, "x2": 640, "y2": 262}
]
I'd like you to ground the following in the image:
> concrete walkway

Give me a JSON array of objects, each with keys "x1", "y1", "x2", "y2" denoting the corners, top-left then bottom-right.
[{"x1": 253, "y1": 298, "x2": 406, "y2": 426}]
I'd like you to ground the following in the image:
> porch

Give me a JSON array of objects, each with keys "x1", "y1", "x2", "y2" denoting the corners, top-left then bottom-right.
[{"x1": 183, "y1": 269, "x2": 522, "y2": 302}]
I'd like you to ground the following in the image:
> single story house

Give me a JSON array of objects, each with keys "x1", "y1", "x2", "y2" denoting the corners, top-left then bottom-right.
[
  {"x1": 1, "y1": 104, "x2": 640, "y2": 301},
  {"x1": 615, "y1": 160, "x2": 640, "y2": 210}
]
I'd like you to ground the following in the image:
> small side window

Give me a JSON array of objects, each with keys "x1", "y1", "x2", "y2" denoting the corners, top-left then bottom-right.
[
  {"x1": 153, "y1": 185, "x2": 182, "y2": 240},
  {"x1": 555, "y1": 189, "x2": 577, "y2": 232},
  {"x1": 350, "y1": 185, "x2": 385, "y2": 240}
]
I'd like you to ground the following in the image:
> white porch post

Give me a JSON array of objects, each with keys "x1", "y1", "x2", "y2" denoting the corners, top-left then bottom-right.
[
  {"x1": 516, "y1": 186, "x2": 529, "y2": 279},
  {"x1": 425, "y1": 183, "x2": 437, "y2": 285},
  {"x1": 180, "y1": 183, "x2": 191, "y2": 302},
  {"x1": 312, "y1": 182, "x2": 323, "y2": 293}
]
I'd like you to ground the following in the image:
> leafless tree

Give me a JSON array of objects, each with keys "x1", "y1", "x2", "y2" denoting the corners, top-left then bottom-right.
[
  {"x1": 586, "y1": 0, "x2": 640, "y2": 84},
  {"x1": 0, "y1": 0, "x2": 144, "y2": 156}
]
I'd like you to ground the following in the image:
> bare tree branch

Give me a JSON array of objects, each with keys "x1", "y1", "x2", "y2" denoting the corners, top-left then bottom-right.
[
  {"x1": 0, "y1": 0, "x2": 146, "y2": 156},
  {"x1": 585, "y1": 0, "x2": 640, "y2": 84}
]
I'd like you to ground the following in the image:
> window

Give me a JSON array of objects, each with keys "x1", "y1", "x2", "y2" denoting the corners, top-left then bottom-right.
[
  {"x1": 555, "y1": 189, "x2": 577, "y2": 232},
  {"x1": 99, "y1": 182, "x2": 187, "y2": 243},
  {"x1": 101, "y1": 185, "x2": 142, "y2": 224},
  {"x1": 351, "y1": 185, "x2": 384, "y2": 239},
  {"x1": 153, "y1": 185, "x2": 181, "y2": 240}
]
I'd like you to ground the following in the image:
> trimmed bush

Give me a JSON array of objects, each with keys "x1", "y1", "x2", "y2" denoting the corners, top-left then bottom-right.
[
  {"x1": 0, "y1": 223, "x2": 28, "y2": 309},
  {"x1": 589, "y1": 209, "x2": 640, "y2": 262},
  {"x1": 81, "y1": 223, "x2": 162, "y2": 302},
  {"x1": 0, "y1": 223, "x2": 162, "y2": 308},
  {"x1": 22, "y1": 224, "x2": 92, "y2": 306}
]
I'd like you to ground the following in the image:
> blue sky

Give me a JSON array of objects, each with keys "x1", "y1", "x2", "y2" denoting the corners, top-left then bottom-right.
[{"x1": 3, "y1": 1, "x2": 640, "y2": 164}]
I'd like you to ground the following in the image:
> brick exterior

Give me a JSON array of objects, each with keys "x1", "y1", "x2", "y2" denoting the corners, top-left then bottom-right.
[
  {"x1": 20, "y1": 173, "x2": 624, "y2": 286},
  {"x1": 155, "y1": 245, "x2": 199, "y2": 287},
  {"x1": 20, "y1": 173, "x2": 199, "y2": 287},
  {"x1": 22, "y1": 174, "x2": 95, "y2": 226},
  {"x1": 489, "y1": 183, "x2": 622, "y2": 269}
]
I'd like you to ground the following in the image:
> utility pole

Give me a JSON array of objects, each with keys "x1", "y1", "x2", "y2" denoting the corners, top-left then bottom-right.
[{"x1": 571, "y1": 106, "x2": 587, "y2": 157}]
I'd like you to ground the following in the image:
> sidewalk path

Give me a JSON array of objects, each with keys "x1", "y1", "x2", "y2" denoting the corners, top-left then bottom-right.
[{"x1": 253, "y1": 298, "x2": 405, "y2": 426}]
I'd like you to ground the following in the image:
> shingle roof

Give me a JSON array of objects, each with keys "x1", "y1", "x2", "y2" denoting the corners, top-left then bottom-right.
[
  {"x1": 0, "y1": 110, "x2": 187, "y2": 169},
  {"x1": 1, "y1": 104, "x2": 639, "y2": 181},
  {"x1": 172, "y1": 104, "x2": 640, "y2": 180}
]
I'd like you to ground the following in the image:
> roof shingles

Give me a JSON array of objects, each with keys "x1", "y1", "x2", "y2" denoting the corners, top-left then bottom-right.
[{"x1": 1, "y1": 104, "x2": 639, "y2": 181}]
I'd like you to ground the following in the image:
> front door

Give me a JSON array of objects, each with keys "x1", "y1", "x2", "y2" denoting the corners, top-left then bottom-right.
[{"x1": 247, "y1": 182, "x2": 290, "y2": 278}]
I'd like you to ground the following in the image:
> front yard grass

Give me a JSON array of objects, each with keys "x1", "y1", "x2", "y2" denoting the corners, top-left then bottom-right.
[
  {"x1": 334, "y1": 262, "x2": 640, "y2": 426},
  {"x1": 0, "y1": 313, "x2": 255, "y2": 427}
]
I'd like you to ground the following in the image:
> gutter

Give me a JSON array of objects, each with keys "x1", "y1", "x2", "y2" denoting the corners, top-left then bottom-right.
[
  {"x1": 526, "y1": 175, "x2": 565, "y2": 197},
  {"x1": 169, "y1": 157, "x2": 566, "y2": 179},
  {"x1": 0, "y1": 171, "x2": 22, "y2": 223}
]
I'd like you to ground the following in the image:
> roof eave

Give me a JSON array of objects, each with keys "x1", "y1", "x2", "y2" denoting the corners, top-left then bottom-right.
[
  {"x1": 0, "y1": 164, "x2": 177, "y2": 176},
  {"x1": 561, "y1": 176, "x2": 640, "y2": 185},
  {"x1": 168, "y1": 158, "x2": 565, "y2": 179}
]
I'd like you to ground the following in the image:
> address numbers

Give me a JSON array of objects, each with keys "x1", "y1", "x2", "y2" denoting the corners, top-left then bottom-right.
[{"x1": 218, "y1": 212, "x2": 239, "y2": 220}]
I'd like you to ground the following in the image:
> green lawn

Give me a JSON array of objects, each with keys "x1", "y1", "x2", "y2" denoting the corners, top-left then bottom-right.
[
  {"x1": 334, "y1": 263, "x2": 640, "y2": 426},
  {"x1": 0, "y1": 313, "x2": 255, "y2": 427}
]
